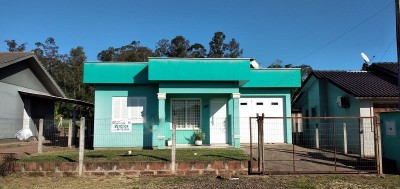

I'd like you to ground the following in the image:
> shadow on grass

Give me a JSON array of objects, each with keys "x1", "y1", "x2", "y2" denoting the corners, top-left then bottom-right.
[
  {"x1": 86, "y1": 155, "x2": 106, "y2": 158},
  {"x1": 118, "y1": 154, "x2": 169, "y2": 161},
  {"x1": 58, "y1": 156, "x2": 76, "y2": 162},
  {"x1": 202, "y1": 154, "x2": 247, "y2": 161}
]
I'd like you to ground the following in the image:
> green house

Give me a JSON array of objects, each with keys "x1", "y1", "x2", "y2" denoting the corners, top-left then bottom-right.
[
  {"x1": 292, "y1": 63, "x2": 398, "y2": 157},
  {"x1": 83, "y1": 58, "x2": 300, "y2": 149}
]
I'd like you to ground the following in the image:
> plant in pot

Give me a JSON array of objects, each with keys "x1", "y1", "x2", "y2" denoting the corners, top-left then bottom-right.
[{"x1": 193, "y1": 129, "x2": 205, "y2": 146}]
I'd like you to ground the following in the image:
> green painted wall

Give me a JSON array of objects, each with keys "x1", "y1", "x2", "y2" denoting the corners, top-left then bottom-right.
[
  {"x1": 380, "y1": 112, "x2": 400, "y2": 174},
  {"x1": 84, "y1": 58, "x2": 301, "y2": 148},
  {"x1": 242, "y1": 69, "x2": 301, "y2": 88},
  {"x1": 93, "y1": 84, "x2": 158, "y2": 148},
  {"x1": 148, "y1": 58, "x2": 250, "y2": 81},
  {"x1": 159, "y1": 82, "x2": 239, "y2": 94},
  {"x1": 295, "y1": 76, "x2": 362, "y2": 154},
  {"x1": 84, "y1": 63, "x2": 148, "y2": 84},
  {"x1": 162, "y1": 94, "x2": 232, "y2": 145}
]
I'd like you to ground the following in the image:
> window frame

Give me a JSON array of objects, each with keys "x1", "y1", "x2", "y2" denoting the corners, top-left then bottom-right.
[
  {"x1": 170, "y1": 98, "x2": 202, "y2": 130},
  {"x1": 111, "y1": 96, "x2": 147, "y2": 124}
]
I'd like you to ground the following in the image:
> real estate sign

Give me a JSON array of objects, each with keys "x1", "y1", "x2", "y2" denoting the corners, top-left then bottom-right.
[{"x1": 111, "y1": 120, "x2": 132, "y2": 132}]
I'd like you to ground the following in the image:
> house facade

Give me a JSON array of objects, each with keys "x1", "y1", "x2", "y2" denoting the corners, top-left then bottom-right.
[
  {"x1": 0, "y1": 52, "x2": 66, "y2": 139},
  {"x1": 292, "y1": 63, "x2": 399, "y2": 156},
  {"x1": 83, "y1": 58, "x2": 301, "y2": 149}
]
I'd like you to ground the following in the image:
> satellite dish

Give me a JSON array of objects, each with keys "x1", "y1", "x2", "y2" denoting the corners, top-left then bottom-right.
[
  {"x1": 361, "y1": 52, "x2": 370, "y2": 63},
  {"x1": 250, "y1": 59, "x2": 260, "y2": 69}
]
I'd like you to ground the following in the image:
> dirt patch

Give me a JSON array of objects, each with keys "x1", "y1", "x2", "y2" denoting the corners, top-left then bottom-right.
[
  {"x1": 0, "y1": 174, "x2": 399, "y2": 189},
  {"x1": 0, "y1": 140, "x2": 70, "y2": 158},
  {"x1": 242, "y1": 144, "x2": 377, "y2": 174}
]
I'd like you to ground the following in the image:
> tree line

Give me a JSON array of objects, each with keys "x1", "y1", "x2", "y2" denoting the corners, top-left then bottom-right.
[
  {"x1": 4, "y1": 31, "x2": 313, "y2": 118},
  {"x1": 3, "y1": 31, "x2": 244, "y2": 118}
]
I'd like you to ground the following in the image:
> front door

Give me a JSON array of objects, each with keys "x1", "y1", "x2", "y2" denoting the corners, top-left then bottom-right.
[{"x1": 210, "y1": 99, "x2": 227, "y2": 144}]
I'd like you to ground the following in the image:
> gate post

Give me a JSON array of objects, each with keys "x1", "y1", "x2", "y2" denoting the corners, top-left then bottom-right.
[
  {"x1": 257, "y1": 113, "x2": 265, "y2": 174},
  {"x1": 373, "y1": 116, "x2": 383, "y2": 175}
]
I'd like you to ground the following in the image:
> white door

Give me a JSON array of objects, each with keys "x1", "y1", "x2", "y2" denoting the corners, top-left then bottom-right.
[
  {"x1": 240, "y1": 98, "x2": 284, "y2": 143},
  {"x1": 210, "y1": 99, "x2": 227, "y2": 144}
]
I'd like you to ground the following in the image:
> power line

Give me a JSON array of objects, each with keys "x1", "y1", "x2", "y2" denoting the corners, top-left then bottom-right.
[
  {"x1": 293, "y1": 1, "x2": 394, "y2": 64},
  {"x1": 379, "y1": 37, "x2": 396, "y2": 62}
]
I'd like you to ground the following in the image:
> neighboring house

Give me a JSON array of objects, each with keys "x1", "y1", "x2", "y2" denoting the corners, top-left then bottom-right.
[
  {"x1": 0, "y1": 52, "x2": 91, "y2": 139},
  {"x1": 83, "y1": 58, "x2": 301, "y2": 149},
  {"x1": 292, "y1": 62, "x2": 399, "y2": 156}
]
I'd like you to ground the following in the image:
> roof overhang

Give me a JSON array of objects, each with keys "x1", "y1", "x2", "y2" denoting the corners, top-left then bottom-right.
[
  {"x1": 355, "y1": 96, "x2": 399, "y2": 102},
  {"x1": 19, "y1": 91, "x2": 93, "y2": 107},
  {"x1": 1, "y1": 53, "x2": 66, "y2": 98}
]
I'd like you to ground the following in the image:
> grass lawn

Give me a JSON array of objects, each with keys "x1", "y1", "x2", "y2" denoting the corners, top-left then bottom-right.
[{"x1": 18, "y1": 148, "x2": 249, "y2": 162}]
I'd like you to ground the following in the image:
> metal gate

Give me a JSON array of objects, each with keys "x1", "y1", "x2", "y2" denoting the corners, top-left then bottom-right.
[{"x1": 248, "y1": 115, "x2": 381, "y2": 175}]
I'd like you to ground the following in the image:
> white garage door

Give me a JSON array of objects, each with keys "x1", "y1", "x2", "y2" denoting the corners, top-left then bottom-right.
[{"x1": 239, "y1": 97, "x2": 284, "y2": 143}]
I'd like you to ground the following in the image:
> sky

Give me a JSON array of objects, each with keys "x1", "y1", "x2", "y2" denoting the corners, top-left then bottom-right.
[{"x1": 0, "y1": 0, "x2": 397, "y2": 70}]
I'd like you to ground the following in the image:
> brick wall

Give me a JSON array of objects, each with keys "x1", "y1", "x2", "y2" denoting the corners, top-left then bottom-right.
[{"x1": 15, "y1": 161, "x2": 254, "y2": 177}]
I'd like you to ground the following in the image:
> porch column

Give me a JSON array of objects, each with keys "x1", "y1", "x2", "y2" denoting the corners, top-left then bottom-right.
[
  {"x1": 232, "y1": 93, "x2": 240, "y2": 148},
  {"x1": 157, "y1": 93, "x2": 166, "y2": 149}
]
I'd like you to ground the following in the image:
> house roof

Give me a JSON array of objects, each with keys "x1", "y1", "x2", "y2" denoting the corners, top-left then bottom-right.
[
  {"x1": 0, "y1": 52, "x2": 66, "y2": 98},
  {"x1": 0, "y1": 52, "x2": 33, "y2": 66},
  {"x1": 19, "y1": 91, "x2": 93, "y2": 107},
  {"x1": 370, "y1": 62, "x2": 398, "y2": 78},
  {"x1": 312, "y1": 70, "x2": 398, "y2": 98}
]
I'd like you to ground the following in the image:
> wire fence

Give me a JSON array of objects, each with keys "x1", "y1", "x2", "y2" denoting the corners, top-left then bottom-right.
[
  {"x1": 247, "y1": 116, "x2": 380, "y2": 174},
  {"x1": 0, "y1": 116, "x2": 381, "y2": 175}
]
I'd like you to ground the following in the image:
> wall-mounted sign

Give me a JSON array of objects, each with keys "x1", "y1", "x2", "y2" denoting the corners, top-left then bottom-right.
[
  {"x1": 111, "y1": 120, "x2": 132, "y2": 132},
  {"x1": 385, "y1": 121, "x2": 396, "y2": 136}
]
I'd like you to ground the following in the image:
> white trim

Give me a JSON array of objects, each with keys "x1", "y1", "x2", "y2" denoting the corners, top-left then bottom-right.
[
  {"x1": 157, "y1": 93, "x2": 166, "y2": 100},
  {"x1": 170, "y1": 98, "x2": 202, "y2": 130},
  {"x1": 232, "y1": 93, "x2": 241, "y2": 99}
]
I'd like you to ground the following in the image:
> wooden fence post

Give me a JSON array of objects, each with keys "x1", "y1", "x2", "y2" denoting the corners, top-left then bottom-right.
[
  {"x1": 68, "y1": 120, "x2": 73, "y2": 149},
  {"x1": 38, "y1": 119, "x2": 44, "y2": 154},
  {"x1": 343, "y1": 123, "x2": 348, "y2": 154},
  {"x1": 171, "y1": 122, "x2": 176, "y2": 174},
  {"x1": 257, "y1": 113, "x2": 265, "y2": 174},
  {"x1": 78, "y1": 117, "x2": 85, "y2": 176}
]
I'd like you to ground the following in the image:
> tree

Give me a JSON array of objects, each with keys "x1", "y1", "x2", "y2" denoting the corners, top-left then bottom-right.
[
  {"x1": 97, "y1": 47, "x2": 116, "y2": 61},
  {"x1": 168, "y1": 36, "x2": 190, "y2": 57},
  {"x1": 188, "y1": 43, "x2": 207, "y2": 58},
  {"x1": 154, "y1": 39, "x2": 170, "y2": 57},
  {"x1": 208, "y1": 32, "x2": 227, "y2": 58},
  {"x1": 97, "y1": 41, "x2": 153, "y2": 62},
  {"x1": 224, "y1": 38, "x2": 243, "y2": 58},
  {"x1": 33, "y1": 37, "x2": 66, "y2": 78},
  {"x1": 268, "y1": 59, "x2": 313, "y2": 81},
  {"x1": 4, "y1": 40, "x2": 27, "y2": 52}
]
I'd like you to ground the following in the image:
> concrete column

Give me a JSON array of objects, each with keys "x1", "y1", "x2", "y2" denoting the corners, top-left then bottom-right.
[
  {"x1": 232, "y1": 93, "x2": 240, "y2": 148},
  {"x1": 157, "y1": 93, "x2": 166, "y2": 149}
]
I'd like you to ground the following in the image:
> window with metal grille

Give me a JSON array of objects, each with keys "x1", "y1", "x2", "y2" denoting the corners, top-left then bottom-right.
[
  {"x1": 112, "y1": 97, "x2": 146, "y2": 123},
  {"x1": 171, "y1": 99, "x2": 201, "y2": 129}
]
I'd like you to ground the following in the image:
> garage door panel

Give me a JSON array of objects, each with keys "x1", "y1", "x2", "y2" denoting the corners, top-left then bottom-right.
[{"x1": 240, "y1": 97, "x2": 285, "y2": 144}]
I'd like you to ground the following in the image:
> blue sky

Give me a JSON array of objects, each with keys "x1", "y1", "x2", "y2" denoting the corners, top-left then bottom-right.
[{"x1": 0, "y1": 0, "x2": 396, "y2": 70}]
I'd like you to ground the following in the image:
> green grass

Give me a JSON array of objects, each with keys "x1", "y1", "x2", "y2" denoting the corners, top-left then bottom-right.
[{"x1": 18, "y1": 148, "x2": 249, "y2": 163}]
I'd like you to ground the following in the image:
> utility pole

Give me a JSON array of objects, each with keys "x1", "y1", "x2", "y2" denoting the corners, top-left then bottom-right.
[{"x1": 396, "y1": 0, "x2": 400, "y2": 109}]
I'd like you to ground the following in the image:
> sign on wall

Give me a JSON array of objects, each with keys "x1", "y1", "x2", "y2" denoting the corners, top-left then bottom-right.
[{"x1": 111, "y1": 120, "x2": 132, "y2": 132}]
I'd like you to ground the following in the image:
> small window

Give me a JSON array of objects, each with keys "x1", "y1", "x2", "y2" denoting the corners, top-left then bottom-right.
[
  {"x1": 171, "y1": 99, "x2": 201, "y2": 129},
  {"x1": 256, "y1": 102, "x2": 263, "y2": 105},
  {"x1": 240, "y1": 103, "x2": 247, "y2": 105},
  {"x1": 271, "y1": 102, "x2": 279, "y2": 105},
  {"x1": 112, "y1": 97, "x2": 146, "y2": 123}
]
